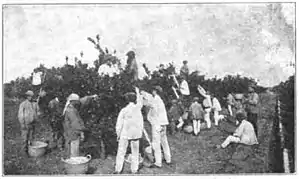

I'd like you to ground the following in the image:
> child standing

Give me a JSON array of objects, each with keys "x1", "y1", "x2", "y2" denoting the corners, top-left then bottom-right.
[
  {"x1": 168, "y1": 99, "x2": 184, "y2": 134},
  {"x1": 189, "y1": 97, "x2": 204, "y2": 136}
]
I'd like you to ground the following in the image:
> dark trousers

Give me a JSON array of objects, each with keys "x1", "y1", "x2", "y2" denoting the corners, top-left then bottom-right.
[
  {"x1": 49, "y1": 117, "x2": 64, "y2": 148},
  {"x1": 247, "y1": 112, "x2": 258, "y2": 137},
  {"x1": 21, "y1": 123, "x2": 36, "y2": 153}
]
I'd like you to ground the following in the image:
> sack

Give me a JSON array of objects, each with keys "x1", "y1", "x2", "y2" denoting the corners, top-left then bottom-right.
[
  {"x1": 32, "y1": 72, "x2": 42, "y2": 86},
  {"x1": 183, "y1": 125, "x2": 193, "y2": 133}
]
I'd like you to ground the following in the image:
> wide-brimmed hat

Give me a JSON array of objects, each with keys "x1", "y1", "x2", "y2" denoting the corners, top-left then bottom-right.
[
  {"x1": 25, "y1": 90, "x2": 34, "y2": 96},
  {"x1": 68, "y1": 93, "x2": 80, "y2": 101},
  {"x1": 124, "y1": 92, "x2": 137, "y2": 102},
  {"x1": 236, "y1": 111, "x2": 247, "y2": 120}
]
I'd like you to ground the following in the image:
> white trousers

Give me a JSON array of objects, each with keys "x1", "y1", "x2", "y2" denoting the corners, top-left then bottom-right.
[
  {"x1": 152, "y1": 125, "x2": 171, "y2": 167},
  {"x1": 204, "y1": 108, "x2": 211, "y2": 128},
  {"x1": 70, "y1": 139, "x2": 80, "y2": 157},
  {"x1": 115, "y1": 138, "x2": 139, "y2": 173},
  {"x1": 192, "y1": 120, "x2": 201, "y2": 135},
  {"x1": 221, "y1": 135, "x2": 241, "y2": 148},
  {"x1": 214, "y1": 110, "x2": 220, "y2": 126},
  {"x1": 228, "y1": 105, "x2": 233, "y2": 116}
]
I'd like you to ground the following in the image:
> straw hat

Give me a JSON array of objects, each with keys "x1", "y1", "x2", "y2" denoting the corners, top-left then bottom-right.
[{"x1": 25, "y1": 90, "x2": 34, "y2": 96}]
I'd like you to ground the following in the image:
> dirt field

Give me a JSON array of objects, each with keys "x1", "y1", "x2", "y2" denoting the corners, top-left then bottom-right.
[{"x1": 3, "y1": 93, "x2": 275, "y2": 175}]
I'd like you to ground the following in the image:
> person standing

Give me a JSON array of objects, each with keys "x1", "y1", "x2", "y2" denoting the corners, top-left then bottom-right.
[
  {"x1": 226, "y1": 93, "x2": 235, "y2": 116},
  {"x1": 114, "y1": 87, "x2": 144, "y2": 174},
  {"x1": 125, "y1": 51, "x2": 138, "y2": 82},
  {"x1": 180, "y1": 60, "x2": 189, "y2": 79},
  {"x1": 233, "y1": 94, "x2": 244, "y2": 125},
  {"x1": 142, "y1": 86, "x2": 171, "y2": 168},
  {"x1": 189, "y1": 97, "x2": 204, "y2": 135},
  {"x1": 179, "y1": 75, "x2": 190, "y2": 110},
  {"x1": 197, "y1": 85, "x2": 212, "y2": 129},
  {"x1": 168, "y1": 99, "x2": 184, "y2": 134},
  {"x1": 211, "y1": 95, "x2": 222, "y2": 126},
  {"x1": 18, "y1": 90, "x2": 39, "y2": 156},
  {"x1": 244, "y1": 86, "x2": 259, "y2": 137},
  {"x1": 63, "y1": 93, "x2": 86, "y2": 158},
  {"x1": 48, "y1": 95, "x2": 64, "y2": 149}
]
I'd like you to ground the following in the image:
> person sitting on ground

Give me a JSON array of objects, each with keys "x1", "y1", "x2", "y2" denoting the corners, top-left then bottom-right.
[
  {"x1": 217, "y1": 110, "x2": 258, "y2": 149},
  {"x1": 189, "y1": 97, "x2": 204, "y2": 136},
  {"x1": 168, "y1": 99, "x2": 184, "y2": 135}
]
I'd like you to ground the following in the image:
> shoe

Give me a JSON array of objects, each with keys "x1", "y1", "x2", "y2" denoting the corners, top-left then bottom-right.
[
  {"x1": 112, "y1": 171, "x2": 121, "y2": 174},
  {"x1": 131, "y1": 171, "x2": 139, "y2": 175},
  {"x1": 149, "y1": 164, "x2": 162, "y2": 169},
  {"x1": 216, "y1": 145, "x2": 222, "y2": 149},
  {"x1": 165, "y1": 162, "x2": 174, "y2": 167}
]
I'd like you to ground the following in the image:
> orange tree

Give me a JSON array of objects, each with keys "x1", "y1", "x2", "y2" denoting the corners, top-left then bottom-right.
[{"x1": 7, "y1": 35, "x2": 268, "y2": 156}]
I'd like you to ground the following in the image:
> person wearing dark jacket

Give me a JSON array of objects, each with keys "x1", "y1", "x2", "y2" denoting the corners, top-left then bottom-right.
[
  {"x1": 48, "y1": 96, "x2": 64, "y2": 149},
  {"x1": 244, "y1": 86, "x2": 259, "y2": 138},
  {"x1": 63, "y1": 93, "x2": 86, "y2": 158}
]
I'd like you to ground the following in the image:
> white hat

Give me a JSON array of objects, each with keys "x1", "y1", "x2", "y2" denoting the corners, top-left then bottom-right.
[
  {"x1": 25, "y1": 90, "x2": 34, "y2": 96},
  {"x1": 68, "y1": 93, "x2": 80, "y2": 101}
]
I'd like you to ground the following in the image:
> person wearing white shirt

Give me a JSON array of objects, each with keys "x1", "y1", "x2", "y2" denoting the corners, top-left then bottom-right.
[
  {"x1": 114, "y1": 87, "x2": 144, "y2": 174},
  {"x1": 211, "y1": 95, "x2": 222, "y2": 126},
  {"x1": 141, "y1": 86, "x2": 171, "y2": 168},
  {"x1": 218, "y1": 111, "x2": 258, "y2": 148},
  {"x1": 180, "y1": 76, "x2": 190, "y2": 110},
  {"x1": 197, "y1": 85, "x2": 212, "y2": 129}
]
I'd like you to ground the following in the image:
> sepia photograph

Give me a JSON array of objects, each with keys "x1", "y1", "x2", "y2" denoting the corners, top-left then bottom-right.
[{"x1": 2, "y1": 1, "x2": 296, "y2": 176}]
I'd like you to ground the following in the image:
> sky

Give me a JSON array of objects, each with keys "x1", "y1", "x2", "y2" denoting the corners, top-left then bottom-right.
[{"x1": 3, "y1": 4, "x2": 295, "y2": 87}]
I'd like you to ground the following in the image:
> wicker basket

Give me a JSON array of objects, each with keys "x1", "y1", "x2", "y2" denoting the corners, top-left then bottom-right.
[
  {"x1": 235, "y1": 94, "x2": 243, "y2": 100},
  {"x1": 62, "y1": 155, "x2": 92, "y2": 175},
  {"x1": 28, "y1": 141, "x2": 48, "y2": 158}
]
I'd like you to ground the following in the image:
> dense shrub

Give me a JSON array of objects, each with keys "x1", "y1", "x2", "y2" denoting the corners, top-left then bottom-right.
[{"x1": 4, "y1": 35, "x2": 270, "y2": 156}]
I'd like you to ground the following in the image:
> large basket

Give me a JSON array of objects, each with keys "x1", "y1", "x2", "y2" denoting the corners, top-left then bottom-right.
[
  {"x1": 62, "y1": 155, "x2": 92, "y2": 175},
  {"x1": 28, "y1": 141, "x2": 48, "y2": 158},
  {"x1": 235, "y1": 94, "x2": 243, "y2": 100}
]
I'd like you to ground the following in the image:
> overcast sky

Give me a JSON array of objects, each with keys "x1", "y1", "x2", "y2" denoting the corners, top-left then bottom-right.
[{"x1": 3, "y1": 4, "x2": 295, "y2": 86}]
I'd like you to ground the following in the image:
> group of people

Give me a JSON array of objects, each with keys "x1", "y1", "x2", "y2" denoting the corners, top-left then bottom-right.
[{"x1": 17, "y1": 59, "x2": 260, "y2": 175}]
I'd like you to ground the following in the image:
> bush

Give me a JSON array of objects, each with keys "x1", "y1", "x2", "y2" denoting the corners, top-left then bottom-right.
[{"x1": 6, "y1": 35, "x2": 268, "y2": 157}]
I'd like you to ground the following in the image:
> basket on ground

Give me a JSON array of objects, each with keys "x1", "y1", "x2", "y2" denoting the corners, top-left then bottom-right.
[
  {"x1": 28, "y1": 141, "x2": 48, "y2": 158},
  {"x1": 62, "y1": 155, "x2": 92, "y2": 175}
]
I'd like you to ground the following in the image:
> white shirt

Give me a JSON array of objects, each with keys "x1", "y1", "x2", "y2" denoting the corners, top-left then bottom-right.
[
  {"x1": 180, "y1": 80, "x2": 190, "y2": 96},
  {"x1": 143, "y1": 92, "x2": 168, "y2": 126},
  {"x1": 212, "y1": 97, "x2": 222, "y2": 111},
  {"x1": 234, "y1": 120, "x2": 258, "y2": 145},
  {"x1": 116, "y1": 93, "x2": 143, "y2": 140}
]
